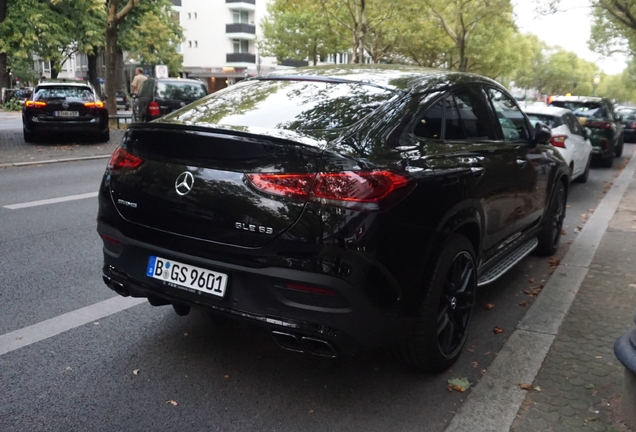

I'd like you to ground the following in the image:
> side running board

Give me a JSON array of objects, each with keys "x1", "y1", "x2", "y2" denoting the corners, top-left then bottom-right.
[{"x1": 477, "y1": 238, "x2": 538, "y2": 287}]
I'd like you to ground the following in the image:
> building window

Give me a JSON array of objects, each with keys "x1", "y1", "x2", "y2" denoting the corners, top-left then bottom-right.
[
  {"x1": 194, "y1": 12, "x2": 197, "y2": 19},
  {"x1": 188, "y1": 12, "x2": 191, "y2": 19},
  {"x1": 176, "y1": 43, "x2": 181, "y2": 53},
  {"x1": 232, "y1": 10, "x2": 249, "y2": 24},
  {"x1": 188, "y1": 41, "x2": 192, "y2": 48},
  {"x1": 195, "y1": 41, "x2": 198, "y2": 48},
  {"x1": 233, "y1": 39, "x2": 249, "y2": 53}
]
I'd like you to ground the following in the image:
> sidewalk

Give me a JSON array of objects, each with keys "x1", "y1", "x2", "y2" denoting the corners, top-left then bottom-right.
[{"x1": 447, "y1": 152, "x2": 636, "y2": 431}]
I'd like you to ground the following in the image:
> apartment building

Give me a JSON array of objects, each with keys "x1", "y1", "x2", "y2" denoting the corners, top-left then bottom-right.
[{"x1": 174, "y1": 0, "x2": 279, "y2": 92}]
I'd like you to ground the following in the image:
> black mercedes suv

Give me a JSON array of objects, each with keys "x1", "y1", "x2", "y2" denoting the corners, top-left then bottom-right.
[{"x1": 97, "y1": 65, "x2": 568, "y2": 372}]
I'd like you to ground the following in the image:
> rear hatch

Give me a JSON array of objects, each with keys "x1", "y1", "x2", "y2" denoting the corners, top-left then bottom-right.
[
  {"x1": 108, "y1": 124, "x2": 324, "y2": 248},
  {"x1": 550, "y1": 101, "x2": 614, "y2": 146},
  {"x1": 32, "y1": 85, "x2": 98, "y2": 121},
  {"x1": 154, "y1": 81, "x2": 207, "y2": 116}
]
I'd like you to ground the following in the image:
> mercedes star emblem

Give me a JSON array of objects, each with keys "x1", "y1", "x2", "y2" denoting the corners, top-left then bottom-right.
[
  {"x1": 175, "y1": 171, "x2": 195, "y2": 196},
  {"x1": 62, "y1": 101, "x2": 69, "y2": 108}
]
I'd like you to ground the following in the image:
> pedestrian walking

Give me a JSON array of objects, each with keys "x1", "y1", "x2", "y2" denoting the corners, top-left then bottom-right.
[{"x1": 131, "y1": 68, "x2": 147, "y2": 95}]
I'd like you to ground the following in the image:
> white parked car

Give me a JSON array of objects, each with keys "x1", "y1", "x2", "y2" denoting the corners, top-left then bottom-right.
[{"x1": 525, "y1": 106, "x2": 593, "y2": 183}]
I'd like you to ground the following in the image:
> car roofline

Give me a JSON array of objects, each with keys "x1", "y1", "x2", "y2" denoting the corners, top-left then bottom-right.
[{"x1": 253, "y1": 75, "x2": 401, "y2": 94}]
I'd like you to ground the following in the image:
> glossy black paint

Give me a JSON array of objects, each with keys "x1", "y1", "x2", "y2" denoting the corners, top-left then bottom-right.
[{"x1": 97, "y1": 65, "x2": 568, "y2": 356}]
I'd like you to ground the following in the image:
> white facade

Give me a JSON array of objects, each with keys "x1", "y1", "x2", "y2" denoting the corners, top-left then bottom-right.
[{"x1": 177, "y1": 0, "x2": 279, "y2": 92}]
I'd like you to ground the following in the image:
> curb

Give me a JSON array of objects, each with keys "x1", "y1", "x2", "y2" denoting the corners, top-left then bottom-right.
[
  {"x1": 446, "y1": 151, "x2": 636, "y2": 432},
  {"x1": 0, "y1": 154, "x2": 112, "y2": 168}
]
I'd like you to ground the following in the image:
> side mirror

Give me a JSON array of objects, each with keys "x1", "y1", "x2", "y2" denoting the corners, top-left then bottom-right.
[{"x1": 533, "y1": 121, "x2": 552, "y2": 145}]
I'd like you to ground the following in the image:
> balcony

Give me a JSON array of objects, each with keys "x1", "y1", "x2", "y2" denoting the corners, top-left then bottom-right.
[
  {"x1": 226, "y1": 23, "x2": 256, "y2": 38},
  {"x1": 226, "y1": 0, "x2": 256, "y2": 11},
  {"x1": 226, "y1": 53, "x2": 256, "y2": 65}
]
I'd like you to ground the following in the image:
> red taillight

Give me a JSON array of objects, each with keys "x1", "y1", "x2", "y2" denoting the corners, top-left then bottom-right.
[
  {"x1": 101, "y1": 234, "x2": 120, "y2": 245},
  {"x1": 107, "y1": 146, "x2": 144, "y2": 170},
  {"x1": 25, "y1": 100, "x2": 46, "y2": 108},
  {"x1": 549, "y1": 135, "x2": 568, "y2": 148},
  {"x1": 284, "y1": 283, "x2": 337, "y2": 296},
  {"x1": 601, "y1": 138, "x2": 609, "y2": 149},
  {"x1": 586, "y1": 120, "x2": 611, "y2": 129},
  {"x1": 246, "y1": 171, "x2": 410, "y2": 210},
  {"x1": 631, "y1": 122, "x2": 636, "y2": 128},
  {"x1": 148, "y1": 101, "x2": 160, "y2": 116},
  {"x1": 84, "y1": 101, "x2": 105, "y2": 108}
]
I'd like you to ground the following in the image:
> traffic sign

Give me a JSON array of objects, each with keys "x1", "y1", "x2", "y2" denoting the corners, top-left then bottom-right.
[{"x1": 155, "y1": 65, "x2": 168, "y2": 78}]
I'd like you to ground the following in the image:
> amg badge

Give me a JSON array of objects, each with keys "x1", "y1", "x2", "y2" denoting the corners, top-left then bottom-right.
[{"x1": 235, "y1": 222, "x2": 273, "y2": 234}]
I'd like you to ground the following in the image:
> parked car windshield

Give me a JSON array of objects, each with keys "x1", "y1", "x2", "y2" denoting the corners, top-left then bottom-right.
[
  {"x1": 617, "y1": 108, "x2": 636, "y2": 120},
  {"x1": 168, "y1": 79, "x2": 397, "y2": 131},
  {"x1": 526, "y1": 114, "x2": 564, "y2": 128},
  {"x1": 550, "y1": 101, "x2": 605, "y2": 118},
  {"x1": 155, "y1": 81, "x2": 207, "y2": 99},
  {"x1": 34, "y1": 86, "x2": 94, "y2": 101}
]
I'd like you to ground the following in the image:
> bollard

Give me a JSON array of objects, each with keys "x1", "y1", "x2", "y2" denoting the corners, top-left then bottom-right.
[{"x1": 614, "y1": 314, "x2": 636, "y2": 430}]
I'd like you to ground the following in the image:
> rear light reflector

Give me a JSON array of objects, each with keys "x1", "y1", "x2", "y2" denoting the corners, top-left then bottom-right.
[
  {"x1": 549, "y1": 135, "x2": 568, "y2": 148},
  {"x1": 586, "y1": 120, "x2": 611, "y2": 129},
  {"x1": 84, "y1": 101, "x2": 105, "y2": 108},
  {"x1": 631, "y1": 123, "x2": 636, "y2": 129},
  {"x1": 107, "y1": 146, "x2": 144, "y2": 170},
  {"x1": 101, "y1": 234, "x2": 121, "y2": 245},
  {"x1": 148, "y1": 101, "x2": 160, "y2": 117},
  {"x1": 25, "y1": 101, "x2": 46, "y2": 108},
  {"x1": 246, "y1": 171, "x2": 410, "y2": 210},
  {"x1": 601, "y1": 138, "x2": 609, "y2": 149},
  {"x1": 284, "y1": 283, "x2": 337, "y2": 296}
]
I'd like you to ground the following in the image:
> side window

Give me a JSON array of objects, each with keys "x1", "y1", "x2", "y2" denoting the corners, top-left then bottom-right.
[
  {"x1": 565, "y1": 113, "x2": 583, "y2": 136},
  {"x1": 413, "y1": 98, "x2": 443, "y2": 140},
  {"x1": 443, "y1": 95, "x2": 466, "y2": 140},
  {"x1": 454, "y1": 87, "x2": 497, "y2": 140},
  {"x1": 139, "y1": 80, "x2": 152, "y2": 97},
  {"x1": 486, "y1": 88, "x2": 531, "y2": 142}
]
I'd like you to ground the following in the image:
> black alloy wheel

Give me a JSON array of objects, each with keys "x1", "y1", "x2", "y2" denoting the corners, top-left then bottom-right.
[
  {"x1": 394, "y1": 234, "x2": 477, "y2": 372},
  {"x1": 535, "y1": 181, "x2": 566, "y2": 256},
  {"x1": 437, "y1": 250, "x2": 476, "y2": 358}
]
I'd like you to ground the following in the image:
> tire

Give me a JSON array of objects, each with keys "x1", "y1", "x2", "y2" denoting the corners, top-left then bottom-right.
[
  {"x1": 98, "y1": 130, "x2": 110, "y2": 143},
  {"x1": 574, "y1": 155, "x2": 591, "y2": 183},
  {"x1": 23, "y1": 129, "x2": 36, "y2": 143},
  {"x1": 568, "y1": 164, "x2": 574, "y2": 183},
  {"x1": 535, "y1": 181, "x2": 566, "y2": 256},
  {"x1": 615, "y1": 135, "x2": 624, "y2": 158},
  {"x1": 394, "y1": 233, "x2": 477, "y2": 372},
  {"x1": 601, "y1": 154, "x2": 614, "y2": 168}
]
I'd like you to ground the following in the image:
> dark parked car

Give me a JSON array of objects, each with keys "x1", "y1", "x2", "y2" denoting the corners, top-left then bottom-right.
[
  {"x1": 22, "y1": 81, "x2": 109, "y2": 143},
  {"x1": 132, "y1": 77, "x2": 207, "y2": 122},
  {"x1": 98, "y1": 65, "x2": 568, "y2": 372},
  {"x1": 550, "y1": 95, "x2": 624, "y2": 167},
  {"x1": 116, "y1": 90, "x2": 130, "y2": 111},
  {"x1": 616, "y1": 106, "x2": 636, "y2": 143},
  {"x1": 13, "y1": 88, "x2": 33, "y2": 106}
]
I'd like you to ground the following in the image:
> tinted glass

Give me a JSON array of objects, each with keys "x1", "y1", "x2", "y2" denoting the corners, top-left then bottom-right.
[
  {"x1": 444, "y1": 95, "x2": 466, "y2": 140},
  {"x1": 155, "y1": 82, "x2": 207, "y2": 99},
  {"x1": 168, "y1": 79, "x2": 397, "y2": 131},
  {"x1": 617, "y1": 109, "x2": 636, "y2": 121},
  {"x1": 454, "y1": 87, "x2": 497, "y2": 140},
  {"x1": 487, "y1": 88, "x2": 530, "y2": 141},
  {"x1": 414, "y1": 98, "x2": 443, "y2": 139},
  {"x1": 551, "y1": 101, "x2": 606, "y2": 119},
  {"x1": 526, "y1": 114, "x2": 563, "y2": 129},
  {"x1": 35, "y1": 86, "x2": 93, "y2": 101}
]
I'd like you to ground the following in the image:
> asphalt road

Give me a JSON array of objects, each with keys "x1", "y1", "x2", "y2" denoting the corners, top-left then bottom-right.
[{"x1": 0, "y1": 139, "x2": 633, "y2": 431}]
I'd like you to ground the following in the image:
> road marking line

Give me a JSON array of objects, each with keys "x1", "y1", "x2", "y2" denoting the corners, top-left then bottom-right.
[
  {"x1": 4, "y1": 192, "x2": 98, "y2": 209},
  {"x1": 0, "y1": 297, "x2": 146, "y2": 356}
]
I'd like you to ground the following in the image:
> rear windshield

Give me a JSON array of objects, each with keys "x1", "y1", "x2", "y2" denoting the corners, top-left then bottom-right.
[
  {"x1": 34, "y1": 86, "x2": 93, "y2": 101},
  {"x1": 167, "y1": 79, "x2": 397, "y2": 131},
  {"x1": 550, "y1": 101, "x2": 606, "y2": 118},
  {"x1": 155, "y1": 82, "x2": 207, "y2": 99},
  {"x1": 526, "y1": 114, "x2": 563, "y2": 128},
  {"x1": 617, "y1": 109, "x2": 636, "y2": 120}
]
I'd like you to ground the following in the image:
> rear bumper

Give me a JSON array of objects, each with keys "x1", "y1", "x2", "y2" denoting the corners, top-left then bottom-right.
[
  {"x1": 97, "y1": 221, "x2": 409, "y2": 354},
  {"x1": 24, "y1": 118, "x2": 108, "y2": 135}
]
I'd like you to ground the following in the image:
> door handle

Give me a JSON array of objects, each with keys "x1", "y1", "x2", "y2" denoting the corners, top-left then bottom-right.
[
  {"x1": 470, "y1": 166, "x2": 485, "y2": 177},
  {"x1": 516, "y1": 158, "x2": 527, "y2": 168}
]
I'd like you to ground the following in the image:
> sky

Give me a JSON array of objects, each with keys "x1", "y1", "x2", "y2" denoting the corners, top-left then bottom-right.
[{"x1": 513, "y1": 0, "x2": 628, "y2": 75}]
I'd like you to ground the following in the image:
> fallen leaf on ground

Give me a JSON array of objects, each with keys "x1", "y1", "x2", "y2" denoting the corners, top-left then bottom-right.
[
  {"x1": 133, "y1": 369, "x2": 140, "y2": 375},
  {"x1": 534, "y1": 386, "x2": 541, "y2": 391},
  {"x1": 519, "y1": 301, "x2": 528, "y2": 307},
  {"x1": 66, "y1": 366, "x2": 72, "y2": 371},
  {"x1": 585, "y1": 384, "x2": 595, "y2": 389},
  {"x1": 493, "y1": 326, "x2": 504, "y2": 334},
  {"x1": 167, "y1": 400, "x2": 178, "y2": 406},
  {"x1": 518, "y1": 383, "x2": 533, "y2": 391},
  {"x1": 447, "y1": 377, "x2": 471, "y2": 392},
  {"x1": 184, "y1": 333, "x2": 189, "y2": 337},
  {"x1": 525, "y1": 285, "x2": 544, "y2": 296},
  {"x1": 528, "y1": 278, "x2": 535, "y2": 283},
  {"x1": 548, "y1": 258, "x2": 560, "y2": 268},
  {"x1": 472, "y1": 362, "x2": 478, "y2": 369},
  {"x1": 309, "y1": 410, "x2": 314, "y2": 414},
  {"x1": 595, "y1": 356, "x2": 602, "y2": 359},
  {"x1": 484, "y1": 303, "x2": 495, "y2": 310}
]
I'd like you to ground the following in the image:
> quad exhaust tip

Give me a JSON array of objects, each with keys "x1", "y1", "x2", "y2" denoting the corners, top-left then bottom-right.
[
  {"x1": 102, "y1": 274, "x2": 130, "y2": 297},
  {"x1": 272, "y1": 331, "x2": 338, "y2": 358}
]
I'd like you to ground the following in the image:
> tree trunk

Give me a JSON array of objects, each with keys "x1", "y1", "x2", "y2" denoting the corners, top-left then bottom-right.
[
  {"x1": 458, "y1": 38, "x2": 467, "y2": 72},
  {"x1": 88, "y1": 52, "x2": 99, "y2": 95},
  {"x1": 115, "y1": 48, "x2": 125, "y2": 91},
  {"x1": 51, "y1": 61, "x2": 60, "y2": 79},
  {"x1": 105, "y1": 2, "x2": 119, "y2": 115},
  {"x1": 0, "y1": 0, "x2": 7, "y2": 90}
]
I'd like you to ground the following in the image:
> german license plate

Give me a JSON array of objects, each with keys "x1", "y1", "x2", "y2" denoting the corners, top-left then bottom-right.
[
  {"x1": 54, "y1": 111, "x2": 79, "y2": 117},
  {"x1": 146, "y1": 256, "x2": 227, "y2": 297}
]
